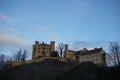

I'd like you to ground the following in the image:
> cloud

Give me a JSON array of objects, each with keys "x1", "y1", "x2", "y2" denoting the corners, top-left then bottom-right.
[
  {"x1": 0, "y1": 13, "x2": 13, "y2": 23},
  {"x1": 70, "y1": 40, "x2": 111, "y2": 52},
  {"x1": 0, "y1": 34, "x2": 30, "y2": 47},
  {"x1": 70, "y1": 41, "x2": 94, "y2": 51},
  {"x1": 0, "y1": 13, "x2": 18, "y2": 35},
  {"x1": 0, "y1": 34, "x2": 32, "y2": 57}
]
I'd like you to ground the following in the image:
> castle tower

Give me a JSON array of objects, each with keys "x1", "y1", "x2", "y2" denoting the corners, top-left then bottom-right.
[
  {"x1": 64, "y1": 44, "x2": 68, "y2": 58},
  {"x1": 32, "y1": 44, "x2": 35, "y2": 59},
  {"x1": 32, "y1": 41, "x2": 39, "y2": 59},
  {"x1": 32, "y1": 41, "x2": 56, "y2": 59},
  {"x1": 50, "y1": 41, "x2": 55, "y2": 52}
]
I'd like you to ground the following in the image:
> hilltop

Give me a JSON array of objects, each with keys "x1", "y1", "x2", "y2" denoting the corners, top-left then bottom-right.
[{"x1": 0, "y1": 58, "x2": 120, "y2": 80}]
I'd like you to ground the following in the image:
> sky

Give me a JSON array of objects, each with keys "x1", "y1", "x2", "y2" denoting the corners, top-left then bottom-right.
[{"x1": 0, "y1": 0, "x2": 120, "y2": 60}]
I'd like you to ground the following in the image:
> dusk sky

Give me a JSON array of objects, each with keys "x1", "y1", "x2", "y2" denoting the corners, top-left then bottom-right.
[{"x1": 0, "y1": 0, "x2": 120, "y2": 59}]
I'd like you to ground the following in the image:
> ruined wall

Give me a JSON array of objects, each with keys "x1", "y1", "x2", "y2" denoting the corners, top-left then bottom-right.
[{"x1": 79, "y1": 49, "x2": 106, "y2": 66}]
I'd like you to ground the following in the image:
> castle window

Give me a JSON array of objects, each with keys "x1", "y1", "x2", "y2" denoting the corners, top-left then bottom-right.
[{"x1": 42, "y1": 47, "x2": 45, "y2": 50}]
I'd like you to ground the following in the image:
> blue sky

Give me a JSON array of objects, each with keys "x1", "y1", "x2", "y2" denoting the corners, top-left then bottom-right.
[{"x1": 0, "y1": 0, "x2": 120, "y2": 59}]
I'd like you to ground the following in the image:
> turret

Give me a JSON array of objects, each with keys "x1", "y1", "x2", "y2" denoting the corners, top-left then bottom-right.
[
  {"x1": 35, "y1": 41, "x2": 39, "y2": 45},
  {"x1": 50, "y1": 41, "x2": 55, "y2": 52},
  {"x1": 64, "y1": 44, "x2": 68, "y2": 57},
  {"x1": 82, "y1": 48, "x2": 88, "y2": 53}
]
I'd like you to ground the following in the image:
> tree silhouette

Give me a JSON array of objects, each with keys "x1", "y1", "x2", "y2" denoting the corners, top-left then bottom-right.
[
  {"x1": 21, "y1": 49, "x2": 27, "y2": 61},
  {"x1": 0, "y1": 54, "x2": 4, "y2": 70},
  {"x1": 57, "y1": 43, "x2": 65, "y2": 58},
  {"x1": 105, "y1": 53, "x2": 114, "y2": 66},
  {"x1": 18, "y1": 49, "x2": 22, "y2": 62},
  {"x1": 14, "y1": 49, "x2": 27, "y2": 62},
  {"x1": 50, "y1": 51, "x2": 59, "y2": 57},
  {"x1": 109, "y1": 41, "x2": 120, "y2": 66}
]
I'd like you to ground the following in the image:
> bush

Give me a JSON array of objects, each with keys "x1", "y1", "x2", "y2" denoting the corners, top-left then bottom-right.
[{"x1": 50, "y1": 51, "x2": 59, "y2": 57}]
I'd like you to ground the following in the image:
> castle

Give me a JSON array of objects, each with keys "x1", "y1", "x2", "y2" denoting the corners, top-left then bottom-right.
[{"x1": 32, "y1": 41, "x2": 106, "y2": 66}]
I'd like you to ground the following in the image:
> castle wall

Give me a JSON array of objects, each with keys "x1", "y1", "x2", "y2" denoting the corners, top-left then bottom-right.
[
  {"x1": 79, "y1": 53, "x2": 101, "y2": 63},
  {"x1": 66, "y1": 51, "x2": 76, "y2": 60},
  {"x1": 79, "y1": 49, "x2": 106, "y2": 66}
]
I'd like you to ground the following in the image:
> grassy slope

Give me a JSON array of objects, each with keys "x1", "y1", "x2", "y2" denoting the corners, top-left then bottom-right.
[{"x1": 0, "y1": 59, "x2": 120, "y2": 80}]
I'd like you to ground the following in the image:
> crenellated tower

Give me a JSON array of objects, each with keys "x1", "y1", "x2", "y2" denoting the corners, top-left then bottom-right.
[
  {"x1": 32, "y1": 41, "x2": 55, "y2": 59},
  {"x1": 64, "y1": 44, "x2": 68, "y2": 58},
  {"x1": 50, "y1": 41, "x2": 55, "y2": 52}
]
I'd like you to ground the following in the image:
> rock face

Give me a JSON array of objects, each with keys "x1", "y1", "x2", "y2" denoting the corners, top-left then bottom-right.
[{"x1": 1, "y1": 59, "x2": 120, "y2": 80}]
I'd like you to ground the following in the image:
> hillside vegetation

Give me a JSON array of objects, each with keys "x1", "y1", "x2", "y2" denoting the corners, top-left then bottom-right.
[{"x1": 0, "y1": 58, "x2": 120, "y2": 80}]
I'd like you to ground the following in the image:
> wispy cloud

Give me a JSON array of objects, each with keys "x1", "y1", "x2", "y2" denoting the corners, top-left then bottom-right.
[
  {"x1": 0, "y1": 34, "x2": 31, "y2": 47},
  {"x1": 0, "y1": 13, "x2": 18, "y2": 35},
  {"x1": 70, "y1": 40, "x2": 110, "y2": 51},
  {"x1": 0, "y1": 34, "x2": 32, "y2": 57},
  {"x1": 0, "y1": 13, "x2": 13, "y2": 23},
  {"x1": 70, "y1": 41, "x2": 93, "y2": 51}
]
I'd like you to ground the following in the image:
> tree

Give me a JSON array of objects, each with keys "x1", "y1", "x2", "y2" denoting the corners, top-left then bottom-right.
[
  {"x1": 50, "y1": 51, "x2": 59, "y2": 57},
  {"x1": 13, "y1": 53, "x2": 18, "y2": 62},
  {"x1": 109, "y1": 41, "x2": 120, "y2": 66},
  {"x1": 13, "y1": 49, "x2": 27, "y2": 62},
  {"x1": 105, "y1": 53, "x2": 114, "y2": 66},
  {"x1": 21, "y1": 49, "x2": 27, "y2": 61},
  {"x1": 0, "y1": 54, "x2": 4, "y2": 70},
  {"x1": 57, "y1": 43, "x2": 65, "y2": 58},
  {"x1": 18, "y1": 49, "x2": 22, "y2": 62}
]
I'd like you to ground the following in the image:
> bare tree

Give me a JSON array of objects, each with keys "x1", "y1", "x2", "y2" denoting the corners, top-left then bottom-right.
[
  {"x1": 18, "y1": 49, "x2": 22, "y2": 62},
  {"x1": 13, "y1": 49, "x2": 27, "y2": 62},
  {"x1": 13, "y1": 52, "x2": 18, "y2": 62},
  {"x1": 50, "y1": 51, "x2": 59, "y2": 57},
  {"x1": 109, "y1": 41, "x2": 120, "y2": 66},
  {"x1": 105, "y1": 53, "x2": 114, "y2": 66},
  {"x1": 0, "y1": 54, "x2": 4, "y2": 70},
  {"x1": 21, "y1": 49, "x2": 27, "y2": 61},
  {"x1": 57, "y1": 43, "x2": 65, "y2": 58}
]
